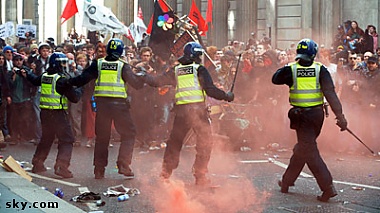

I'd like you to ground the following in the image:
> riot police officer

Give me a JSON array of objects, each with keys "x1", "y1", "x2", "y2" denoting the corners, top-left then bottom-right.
[
  {"x1": 26, "y1": 52, "x2": 81, "y2": 178},
  {"x1": 141, "y1": 42, "x2": 234, "y2": 185},
  {"x1": 68, "y1": 38, "x2": 144, "y2": 179},
  {"x1": 272, "y1": 39, "x2": 348, "y2": 202}
]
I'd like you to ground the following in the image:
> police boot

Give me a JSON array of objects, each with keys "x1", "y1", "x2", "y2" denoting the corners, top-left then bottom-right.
[
  {"x1": 117, "y1": 164, "x2": 134, "y2": 179},
  {"x1": 278, "y1": 180, "x2": 295, "y2": 193},
  {"x1": 54, "y1": 162, "x2": 73, "y2": 178},
  {"x1": 317, "y1": 184, "x2": 338, "y2": 202},
  {"x1": 94, "y1": 166, "x2": 105, "y2": 179},
  {"x1": 195, "y1": 175, "x2": 211, "y2": 186},
  {"x1": 31, "y1": 159, "x2": 47, "y2": 173},
  {"x1": 159, "y1": 167, "x2": 172, "y2": 181}
]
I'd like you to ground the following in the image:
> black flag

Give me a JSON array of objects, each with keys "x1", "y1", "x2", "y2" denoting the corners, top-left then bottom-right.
[{"x1": 148, "y1": 0, "x2": 178, "y2": 60}]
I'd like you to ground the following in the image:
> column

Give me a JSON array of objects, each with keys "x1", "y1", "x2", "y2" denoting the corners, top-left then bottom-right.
[
  {"x1": 5, "y1": 0, "x2": 17, "y2": 22},
  {"x1": 319, "y1": 0, "x2": 334, "y2": 47},
  {"x1": 236, "y1": 0, "x2": 257, "y2": 44},
  {"x1": 301, "y1": 0, "x2": 313, "y2": 38},
  {"x1": 57, "y1": 0, "x2": 62, "y2": 44},
  {"x1": 5, "y1": 0, "x2": 17, "y2": 44},
  {"x1": 23, "y1": 0, "x2": 35, "y2": 22},
  {"x1": 212, "y1": 0, "x2": 228, "y2": 48}
]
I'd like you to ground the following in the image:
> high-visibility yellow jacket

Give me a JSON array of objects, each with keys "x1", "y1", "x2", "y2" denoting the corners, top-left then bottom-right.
[
  {"x1": 40, "y1": 73, "x2": 68, "y2": 110},
  {"x1": 289, "y1": 62, "x2": 324, "y2": 107},
  {"x1": 174, "y1": 63, "x2": 205, "y2": 105},
  {"x1": 94, "y1": 59, "x2": 127, "y2": 98}
]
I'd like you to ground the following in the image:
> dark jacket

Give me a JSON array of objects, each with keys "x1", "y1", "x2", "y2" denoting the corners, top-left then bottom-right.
[
  {"x1": 0, "y1": 65, "x2": 11, "y2": 99},
  {"x1": 9, "y1": 65, "x2": 35, "y2": 103}
]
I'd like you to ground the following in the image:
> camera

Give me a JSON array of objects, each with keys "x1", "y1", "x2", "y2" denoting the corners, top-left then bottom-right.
[{"x1": 14, "y1": 68, "x2": 22, "y2": 75}]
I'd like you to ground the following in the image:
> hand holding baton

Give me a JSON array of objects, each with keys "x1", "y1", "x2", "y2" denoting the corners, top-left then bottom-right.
[{"x1": 230, "y1": 53, "x2": 243, "y2": 93}]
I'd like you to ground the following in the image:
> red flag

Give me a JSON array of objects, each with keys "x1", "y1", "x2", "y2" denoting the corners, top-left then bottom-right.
[
  {"x1": 138, "y1": 6, "x2": 144, "y2": 20},
  {"x1": 188, "y1": 0, "x2": 208, "y2": 36},
  {"x1": 61, "y1": 0, "x2": 78, "y2": 24},
  {"x1": 206, "y1": 0, "x2": 213, "y2": 27},
  {"x1": 147, "y1": 0, "x2": 169, "y2": 34},
  {"x1": 124, "y1": 28, "x2": 134, "y2": 43}
]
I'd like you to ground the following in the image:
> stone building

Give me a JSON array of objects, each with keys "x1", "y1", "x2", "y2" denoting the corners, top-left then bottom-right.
[{"x1": 1, "y1": 0, "x2": 379, "y2": 50}]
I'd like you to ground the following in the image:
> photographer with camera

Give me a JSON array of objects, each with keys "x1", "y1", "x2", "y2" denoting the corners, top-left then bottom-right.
[
  {"x1": 9, "y1": 52, "x2": 37, "y2": 144},
  {"x1": 0, "y1": 53, "x2": 10, "y2": 149}
]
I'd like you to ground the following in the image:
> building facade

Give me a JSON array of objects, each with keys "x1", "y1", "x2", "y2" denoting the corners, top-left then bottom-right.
[{"x1": 0, "y1": 0, "x2": 379, "y2": 50}]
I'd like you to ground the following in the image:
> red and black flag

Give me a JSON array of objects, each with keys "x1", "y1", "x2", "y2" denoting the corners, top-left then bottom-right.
[{"x1": 148, "y1": 0, "x2": 178, "y2": 60}]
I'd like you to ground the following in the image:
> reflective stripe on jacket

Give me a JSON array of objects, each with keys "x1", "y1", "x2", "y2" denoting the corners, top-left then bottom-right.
[
  {"x1": 40, "y1": 73, "x2": 68, "y2": 109},
  {"x1": 289, "y1": 61, "x2": 324, "y2": 107},
  {"x1": 94, "y1": 59, "x2": 127, "y2": 98},
  {"x1": 174, "y1": 63, "x2": 205, "y2": 105}
]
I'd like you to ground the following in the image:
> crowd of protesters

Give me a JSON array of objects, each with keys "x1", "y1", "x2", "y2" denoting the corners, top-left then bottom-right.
[{"x1": 0, "y1": 19, "x2": 379, "y2": 154}]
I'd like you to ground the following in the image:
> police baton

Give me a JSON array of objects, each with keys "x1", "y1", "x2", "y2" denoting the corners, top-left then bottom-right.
[
  {"x1": 346, "y1": 127, "x2": 375, "y2": 154},
  {"x1": 230, "y1": 53, "x2": 243, "y2": 93}
]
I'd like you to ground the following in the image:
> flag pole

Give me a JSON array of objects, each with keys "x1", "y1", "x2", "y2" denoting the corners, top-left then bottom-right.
[
  {"x1": 133, "y1": 0, "x2": 139, "y2": 45},
  {"x1": 160, "y1": 0, "x2": 174, "y2": 12}
]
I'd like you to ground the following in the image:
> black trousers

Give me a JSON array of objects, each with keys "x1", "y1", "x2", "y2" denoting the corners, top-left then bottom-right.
[
  {"x1": 94, "y1": 100, "x2": 136, "y2": 168},
  {"x1": 283, "y1": 106, "x2": 333, "y2": 192},
  {"x1": 163, "y1": 104, "x2": 213, "y2": 177},
  {"x1": 32, "y1": 109, "x2": 75, "y2": 167}
]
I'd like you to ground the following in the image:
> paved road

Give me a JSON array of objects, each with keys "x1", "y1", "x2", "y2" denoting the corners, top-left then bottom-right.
[{"x1": 1, "y1": 141, "x2": 380, "y2": 213}]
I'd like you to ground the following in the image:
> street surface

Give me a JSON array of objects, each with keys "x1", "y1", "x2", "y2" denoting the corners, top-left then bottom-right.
[{"x1": 1, "y1": 139, "x2": 380, "y2": 213}]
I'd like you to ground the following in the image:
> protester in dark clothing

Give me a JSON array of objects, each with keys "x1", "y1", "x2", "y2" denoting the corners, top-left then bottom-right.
[
  {"x1": 361, "y1": 56, "x2": 380, "y2": 151},
  {"x1": 68, "y1": 38, "x2": 144, "y2": 179},
  {"x1": 141, "y1": 42, "x2": 234, "y2": 185},
  {"x1": 26, "y1": 52, "x2": 81, "y2": 178},
  {"x1": 345, "y1": 21, "x2": 365, "y2": 53},
  {"x1": 272, "y1": 38, "x2": 348, "y2": 202},
  {"x1": 0, "y1": 53, "x2": 10, "y2": 149},
  {"x1": 362, "y1": 25, "x2": 378, "y2": 53},
  {"x1": 9, "y1": 53, "x2": 36, "y2": 144}
]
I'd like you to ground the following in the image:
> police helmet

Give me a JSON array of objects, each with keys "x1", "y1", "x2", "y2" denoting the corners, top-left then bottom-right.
[
  {"x1": 295, "y1": 38, "x2": 318, "y2": 62},
  {"x1": 49, "y1": 52, "x2": 68, "y2": 72},
  {"x1": 183, "y1": 42, "x2": 204, "y2": 59},
  {"x1": 106, "y1": 38, "x2": 124, "y2": 58}
]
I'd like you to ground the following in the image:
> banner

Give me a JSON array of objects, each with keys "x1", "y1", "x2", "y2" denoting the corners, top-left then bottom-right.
[
  {"x1": 170, "y1": 31, "x2": 194, "y2": 58},
  {"x1": 82, "y1": 1, "x2": 129, "y2": 35},
  {"x1": 16, "y1": 25, "x2": 37, "y2": 38},
  {"x1": 0, "y1": 22, "x2": 15, "y2": 38},
  {"x1": 128, "y1": 18, "x2": 147, "y2": 44}
]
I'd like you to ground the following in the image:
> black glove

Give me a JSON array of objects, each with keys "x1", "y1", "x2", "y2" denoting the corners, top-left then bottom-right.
[
  {"x1": 336, "y1": 114, "x2": 348, "y2": 131},
  {"x1": 225, "y1": 91, "x2": 234, "y2": 102},
  {"x1": 135, "y1": 66, "x2": 147, "y2": 77}
]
